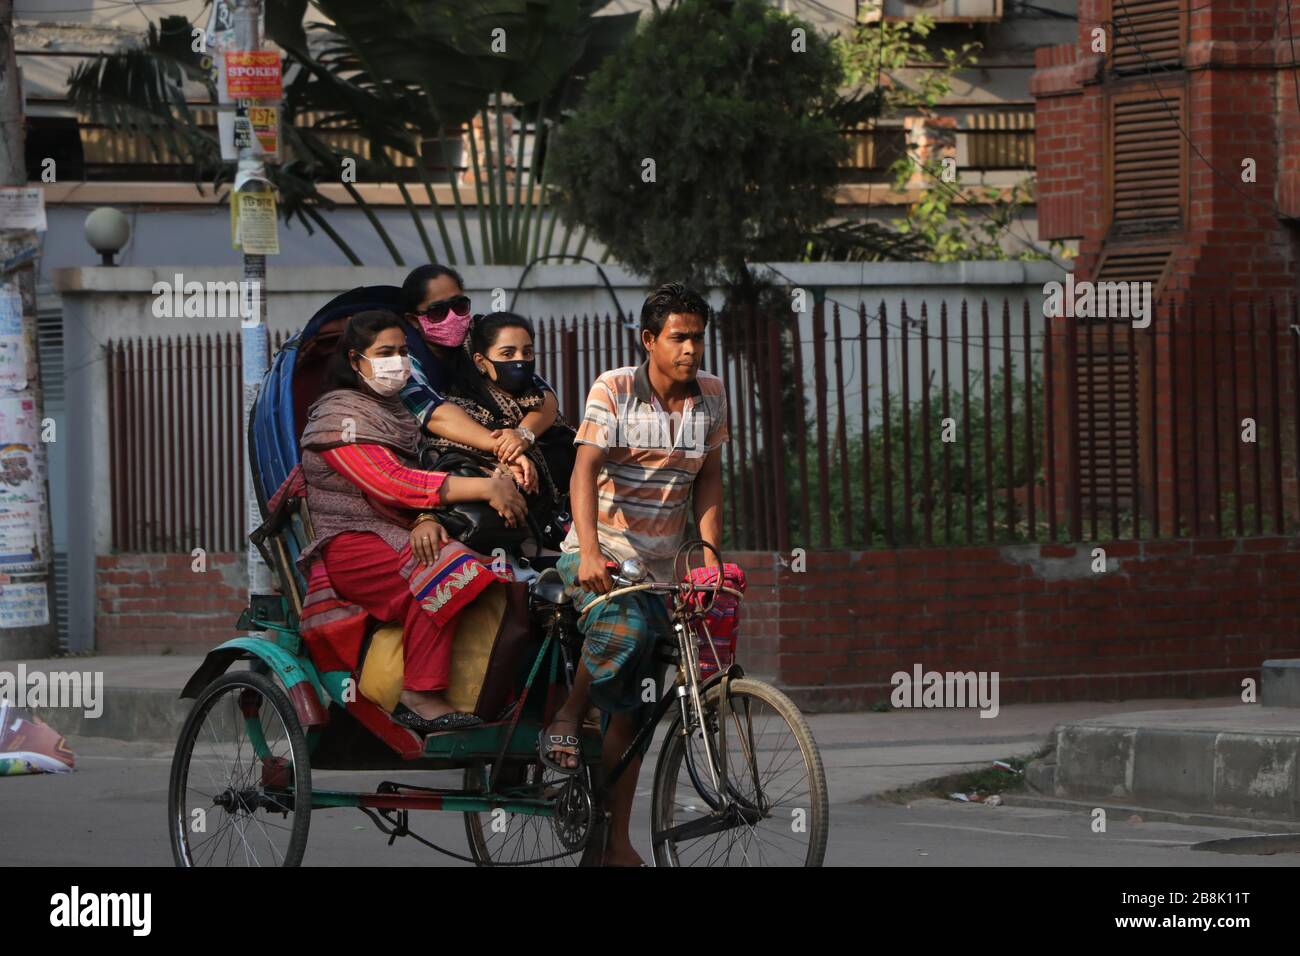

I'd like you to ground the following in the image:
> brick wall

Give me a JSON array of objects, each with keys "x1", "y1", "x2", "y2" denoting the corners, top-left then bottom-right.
[
  {"x1": 96, "y1": 542, "x2": 1300, "y2": 715},
  {"x1": 731, "y1": 539, "x2": 1300, "y2": 711},
  {"x1": 96, "y1": 553, "x2": 247, "y2": 654},
  {"x1": 1031, "y1": 0, "x2": 1300, "y2": 294}
]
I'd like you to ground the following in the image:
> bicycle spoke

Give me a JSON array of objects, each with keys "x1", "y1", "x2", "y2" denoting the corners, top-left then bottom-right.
[
  {"x1": 655, "y1": 680, "x2": 825, "y2": 867},
  {"x1": 173, "y1": 677, "x2": 307, "y2": 868}
]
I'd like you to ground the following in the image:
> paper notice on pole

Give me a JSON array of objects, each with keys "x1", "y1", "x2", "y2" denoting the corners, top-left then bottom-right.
[
  {"x1": 203, "y1": 0, "x2": 236, "y2": 58},
  {"x1": 233, "y1": 107, "x2": 254, "y2": 150},
  {"x1": 225, "y1": 51, "x2": 282, "y2": 101},
  {"x1": 234, "y1": 191, "x2": 280, "y2": 255},
  {"x1": 218, "y1": 109, "x2": 237, "y2": 161},
  {"x1": 0, "y1": 287, "x2": 26, "y2": 391},
  {"x1": 249, "y1": 105, "x2": 281, "y2": 161},
  {"x1": 0, "y1": 395, "x2": 46, "y2": 574},
  {"x1": 0, "y1": 397, "x2": 41, "y2": 500},
  {"x1": 221, "y1": 104, "x2": 279, "y2": 162},
  {"x1": 0, "y1": 581, "x2": 49, "y2": 628},
  {"x1": 0, "y1": 188, "x2": 46, "y2": 232},
  {"x1": 205, "y1": 0, "x2": 236, "y2": 99},
  {"x1": 0, "y1": 505, "x2": 41, "y2": 571}
]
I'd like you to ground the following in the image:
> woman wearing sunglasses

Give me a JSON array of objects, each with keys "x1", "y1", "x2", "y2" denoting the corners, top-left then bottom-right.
[{"x1": 397, "y1": 265, "x2": 559, "y2": 494}]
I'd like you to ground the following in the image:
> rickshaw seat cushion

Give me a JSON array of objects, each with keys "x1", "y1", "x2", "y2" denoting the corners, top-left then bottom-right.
[
  {"x1": 446, "y1": 580, "x2": 511, "y2": 714},
  {"x1": 357, "y1": 623, "x2": 405, "y2": 713},
  {"x1": 356, "y1": 579, "x2": 534, "y2": 718}
]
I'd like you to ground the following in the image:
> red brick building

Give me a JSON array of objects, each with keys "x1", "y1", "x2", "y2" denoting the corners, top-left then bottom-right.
[{"x1": 1032, "y1": 0, "x2": 1300, "y2": 535}]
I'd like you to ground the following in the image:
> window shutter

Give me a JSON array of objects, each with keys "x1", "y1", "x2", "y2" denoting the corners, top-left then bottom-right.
[
  {"x1": 1110, "y1": 90, "x2": 1184, "y2": 229},
  {"x1": 1074, "y1": 249, "x2": 1170, "y2": 516},
  {"x1": 1076, "y1": 322, "x2": 1139, "y2": 512},
  {"x1": 1110, "y1": 0, "x2": 1184, "y2": 75}
]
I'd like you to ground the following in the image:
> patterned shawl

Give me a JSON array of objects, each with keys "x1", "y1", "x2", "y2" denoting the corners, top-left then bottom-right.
[{"x1": 300, "y1": 385, "x2": 425, "y2": 458}]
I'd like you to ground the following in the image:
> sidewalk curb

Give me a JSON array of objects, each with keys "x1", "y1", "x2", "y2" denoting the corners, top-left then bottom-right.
[
  {"x1": 31, "y1": 687, "x2": 190, "y2": 744},
  {"x1": 1000, "y1": 792, "x2": 1300, "y2": 834},
  {"x1": 1030, "y1": 718, "x2": 1300, "y2": 822}
]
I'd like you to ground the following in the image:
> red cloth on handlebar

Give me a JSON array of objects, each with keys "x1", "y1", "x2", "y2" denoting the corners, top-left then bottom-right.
[{"x1": 687, "y1": 564, "x2": 746, "y2": 676}]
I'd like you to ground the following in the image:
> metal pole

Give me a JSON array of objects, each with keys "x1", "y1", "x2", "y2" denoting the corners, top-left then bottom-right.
[
  {"x1": 235, "y1": 0, "x2": 271, "y2": 597},
  {"x1": 0, "y1": 0, "x2": 56, "y2": 657}
]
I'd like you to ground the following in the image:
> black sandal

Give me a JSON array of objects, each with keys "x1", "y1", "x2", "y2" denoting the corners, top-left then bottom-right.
[
  {"x1": 391, "y1": 703, "x2": 482, "y2": 735},
  {"x1": 538, "y1": 719, "x2": 582, "y2": 775}
]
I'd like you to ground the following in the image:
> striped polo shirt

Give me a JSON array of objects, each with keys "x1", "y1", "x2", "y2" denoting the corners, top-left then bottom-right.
[{"x1": 561, "y1": 361, "x2": 729, "y2": 583}]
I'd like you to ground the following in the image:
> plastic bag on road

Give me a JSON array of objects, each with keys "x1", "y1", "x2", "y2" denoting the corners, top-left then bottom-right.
[{"x1": 0, "y1": 698, "x2": 75, "y2": 775}]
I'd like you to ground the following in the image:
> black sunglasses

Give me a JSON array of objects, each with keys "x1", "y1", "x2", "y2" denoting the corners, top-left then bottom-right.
[{"x1": 415, "y1": 295, "x2": 471, "y2": 322}]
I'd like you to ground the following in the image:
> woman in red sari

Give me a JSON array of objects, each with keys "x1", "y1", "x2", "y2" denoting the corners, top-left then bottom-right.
[{"x1": 296, "y1": 310, "x2": 527, "y2": 734}]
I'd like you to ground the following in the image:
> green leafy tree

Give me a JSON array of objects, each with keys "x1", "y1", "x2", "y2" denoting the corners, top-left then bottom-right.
[
  {"x1": 735, "y1": 363, "x2": 1047, "y2": 551},
  {"x1": 546, "y1": 0, "x2": 911, "y2": 289},
  {"x1": 835, "y1": 8, "x2": 976, "y2": 114},
  {"x1": 891, "y1": 163, "x2": 1052, "y2": 262},
  {"x1": 836, "y1": 6, "x2": 1064, "y2": 263},
  {"x1": 66, "y1": 0, "x2": 638, "y2": 265}
]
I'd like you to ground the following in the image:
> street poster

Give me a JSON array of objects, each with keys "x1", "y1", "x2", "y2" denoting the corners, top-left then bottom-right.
[
  {"x1": 0, "y1": 396, "x2": 48, "y2": 575},
  {"x1": 0, "y1": 188, "x2": 47, "y2": 232},
  {"x1": 220, "y1": 104, "x2": 281, "y2": 162},
  {"x1": 225, "y1": 51, "x2": 282, "y2": 101},
  {"x1": 0, "y1": 286, "x2": 27, "y2": 391},
  {"x1": 0, "y1": 581, "x2": 49, "y2": 628},
  {"x1": 233, "y1": 191, "x2": 280, "y2": 255}
]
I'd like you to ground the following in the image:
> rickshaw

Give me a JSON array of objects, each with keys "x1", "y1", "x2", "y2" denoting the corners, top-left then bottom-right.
[{"x1": 167, "y1": 287, "x2": 829, "y2": 867}]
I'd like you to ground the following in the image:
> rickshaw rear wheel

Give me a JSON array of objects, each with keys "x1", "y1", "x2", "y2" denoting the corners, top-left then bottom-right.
[
  {"x1": 462, "y1": 758, "x2": 607, "y2": 867},
  {"x1": 168, "y1": 669, "x2": 313, "y2": 867}
]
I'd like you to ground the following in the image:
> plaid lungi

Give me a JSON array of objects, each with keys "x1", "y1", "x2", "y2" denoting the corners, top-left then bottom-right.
[{"x1": 556, "y1": 551, "x2": 671, "y2": 747}]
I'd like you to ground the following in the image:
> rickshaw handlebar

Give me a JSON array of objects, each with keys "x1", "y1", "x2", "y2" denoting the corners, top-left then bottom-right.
[{"x1": 577, "y1": 578, "x2": 741, "y2": 622}]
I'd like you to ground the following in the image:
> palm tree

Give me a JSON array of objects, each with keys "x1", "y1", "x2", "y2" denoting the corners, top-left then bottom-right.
[{"x1": 67, "y1": 0, "x2": 638, "y2": 266}]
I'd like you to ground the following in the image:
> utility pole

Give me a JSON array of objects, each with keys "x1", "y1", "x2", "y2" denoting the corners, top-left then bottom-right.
[
  {"x1": 233, "y1": 0, "x2": 272, "y2": 599},
  {"x1": 0, "y1": 0, "x2": 56, "y2": 658}
]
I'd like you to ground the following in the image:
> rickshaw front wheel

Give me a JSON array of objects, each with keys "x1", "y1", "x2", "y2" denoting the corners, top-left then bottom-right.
[{"x1": 168, "y1": 669, "x2": 313, "y2": 867}]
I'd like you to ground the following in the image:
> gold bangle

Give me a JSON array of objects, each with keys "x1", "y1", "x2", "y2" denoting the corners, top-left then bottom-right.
[{"x1": 413, "y1": 512, "x2": 439, "y2": 527}]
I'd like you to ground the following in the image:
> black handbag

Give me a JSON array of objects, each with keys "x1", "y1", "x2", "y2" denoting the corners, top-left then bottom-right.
[
  {"x1": 535, "y1": 422, "x2": 577, "y2": 499},
  {"x1": 421, "y1": 448, "x2": 533, "y2": 555},
  {"x1": 532, "y1": 422, "x2": 576, "y2": 548}
]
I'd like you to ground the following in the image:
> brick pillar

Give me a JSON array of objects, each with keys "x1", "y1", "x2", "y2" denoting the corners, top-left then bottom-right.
[{"x1": 1034, "y1": 0, "x2": 1300, "y2": 539}]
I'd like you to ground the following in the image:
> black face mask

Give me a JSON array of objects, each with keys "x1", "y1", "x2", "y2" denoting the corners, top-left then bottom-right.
[{"x1": 487, "y1": 358, "x2": 535, "y2": 394}]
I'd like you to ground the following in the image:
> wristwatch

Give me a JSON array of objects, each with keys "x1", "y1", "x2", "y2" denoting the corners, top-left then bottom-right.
[{"x1": 516, "y1": 425, "x2": 536, "y2": 446}]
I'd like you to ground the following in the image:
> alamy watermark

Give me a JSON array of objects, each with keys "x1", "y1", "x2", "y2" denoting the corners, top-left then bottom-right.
[
  {"x1": 151, "y1": 273, "x2": 262, "y2": 327},
  {"x1": 1042, "y1": 273, "x2": 1152, "y2": 328},
  {"x1": 890, "y1": 664, "x2": 1000, "y2": 718},
  {"x1": 0, "y1": 665, "x2": 104, "y2": 719},
  {"x1": 49, "y1": 886, "x2": 151, "y2": 936},
  {"x1": 599, "y1": 397, "x2": 711, "y2": 454}
]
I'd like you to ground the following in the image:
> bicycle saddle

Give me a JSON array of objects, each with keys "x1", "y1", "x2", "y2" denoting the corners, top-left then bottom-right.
[{"x1": 530, "y1": 567, "x2": 570, "y2": 605}]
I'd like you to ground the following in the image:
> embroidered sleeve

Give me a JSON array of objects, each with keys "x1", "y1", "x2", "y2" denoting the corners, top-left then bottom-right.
[{"x1": 320, "y1": 444, "x2": 445, "y2": 509}]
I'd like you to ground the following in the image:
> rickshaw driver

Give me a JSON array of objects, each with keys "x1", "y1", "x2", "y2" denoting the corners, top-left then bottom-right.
[{"x1": 548, "y1": 283, "x2": 729, "y2": 867}]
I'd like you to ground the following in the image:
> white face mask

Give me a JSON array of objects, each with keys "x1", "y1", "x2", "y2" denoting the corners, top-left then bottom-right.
[{"x1": 358, "y1": 353, "x2": 411, "y2": 396}]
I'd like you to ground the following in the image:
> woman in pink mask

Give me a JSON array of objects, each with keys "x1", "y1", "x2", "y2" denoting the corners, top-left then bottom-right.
[{"x1": 398, "y1": 265, "x2": 558, "y2": 493}]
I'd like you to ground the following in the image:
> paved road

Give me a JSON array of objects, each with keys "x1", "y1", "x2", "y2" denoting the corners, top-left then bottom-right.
[{"x1": 2, "y1": 733, "x2": 1294, "y2": 867}]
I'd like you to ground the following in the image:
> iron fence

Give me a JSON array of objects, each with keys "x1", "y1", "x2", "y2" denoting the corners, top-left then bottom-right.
[
  {"x1": 104, "y1": 298, "x2": 1300, "y2": 553},
  {"x1": 106, "y1": 330, "x2": 289, "y2": 553}
]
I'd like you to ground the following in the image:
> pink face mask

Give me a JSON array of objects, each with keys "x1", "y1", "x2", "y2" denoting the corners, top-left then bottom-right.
[{"x1": 418, "y1": 309, "x2": 472, "y2": 347}]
